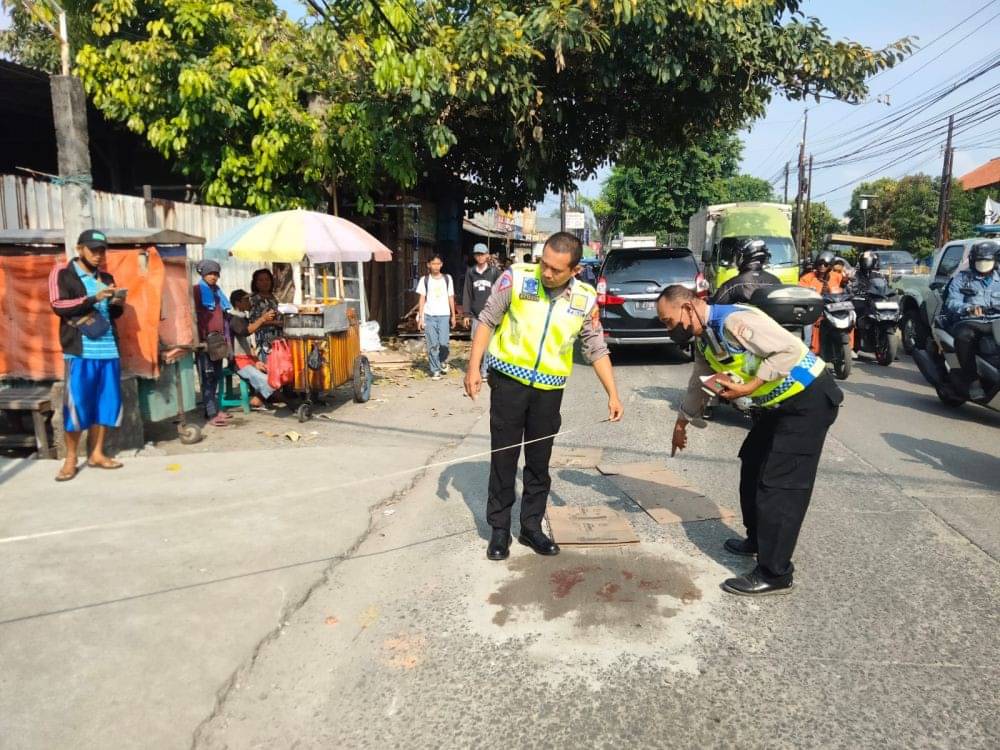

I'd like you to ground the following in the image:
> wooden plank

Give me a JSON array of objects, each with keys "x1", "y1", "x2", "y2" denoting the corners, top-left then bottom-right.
[
  {"x1": 598, "y1": 462, "x2": 735, "y2": 525},
  {"x1": 0, "y1": 398, "x2": 51, "y2": 410},
  {"x1": 0, "y1": 434, "x2": 37, "y2": 449},
  {"x1": 30, "y1": 410, "x2": 53, "y2": 458}
]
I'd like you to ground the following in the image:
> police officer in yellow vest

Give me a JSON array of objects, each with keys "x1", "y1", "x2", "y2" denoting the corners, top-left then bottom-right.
[
  {"x1": 466, "y1": 233, "x2": 624, "y2": 561},
  {"x1": 657, "y1": 285, "x2": 842, "y2": 597}
]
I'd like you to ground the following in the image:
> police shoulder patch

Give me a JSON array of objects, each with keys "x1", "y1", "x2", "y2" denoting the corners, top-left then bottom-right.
[{"x1": 497, "y1": 270, "x2": 513, "y2": 291}]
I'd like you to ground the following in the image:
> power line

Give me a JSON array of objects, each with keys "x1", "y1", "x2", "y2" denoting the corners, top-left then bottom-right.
[{"x1": 808, "y1": 0, "x2": 1000, "y2": 142}]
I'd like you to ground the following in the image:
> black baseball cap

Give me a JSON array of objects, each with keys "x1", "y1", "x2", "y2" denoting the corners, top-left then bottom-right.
[{"x1": 77, "y1": 229, "x2": 108, "y2": 249}]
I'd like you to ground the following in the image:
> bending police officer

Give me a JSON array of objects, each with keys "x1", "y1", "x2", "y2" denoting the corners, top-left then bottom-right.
[
  {"x1": 657, "y1": 285, "x2": 843, "y2": 596},
  {"x1": 465, "y1": 232, "x2": 624, "y2": 561}
]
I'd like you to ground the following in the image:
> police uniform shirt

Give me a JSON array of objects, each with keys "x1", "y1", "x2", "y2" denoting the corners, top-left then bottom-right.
[
  {"x1": 679, "y1": 307, "x2": 806, "y2": 420},
  {"x1": 477, "y1": 270, "x2": 610, "y2": 364}
]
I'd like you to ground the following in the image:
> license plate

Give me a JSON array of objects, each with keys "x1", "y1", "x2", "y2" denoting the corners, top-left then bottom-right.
[
  {"x1": 827, "y1": 301, "x2": 853, "y2": 311},
  {"x1": 635, "y1": 300, "x2": 656, "y2": 311}
]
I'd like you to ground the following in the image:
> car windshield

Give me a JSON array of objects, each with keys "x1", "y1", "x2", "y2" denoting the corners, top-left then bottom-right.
[
  {"x1": 602, "y1": 250, "x2": 696, "y2": 284},
  {"x1": 718, "y1": 236, "x2": 797, "y2": 267},
  {"x1": 876, "y1": 251, "x2": 915, "y2": 265}
]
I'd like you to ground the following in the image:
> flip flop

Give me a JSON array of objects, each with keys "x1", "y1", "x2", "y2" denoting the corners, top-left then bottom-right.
[
  {"x1": 55, "y1": 465, "x2": 78, "y2": 482},
  {"x1": 87, "y1": 459, "x2": 123, "y2": 470}
]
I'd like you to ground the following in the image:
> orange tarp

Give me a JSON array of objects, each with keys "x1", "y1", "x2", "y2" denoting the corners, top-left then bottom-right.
[
  {"x1": 0, "y1": 247, "x2": 175, "y2": 380},
  {"x1": 0, "y1": 254, "x2": 63, "y2": 379}
]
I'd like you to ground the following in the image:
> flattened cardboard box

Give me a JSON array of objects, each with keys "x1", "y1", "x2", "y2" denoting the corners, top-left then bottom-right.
[
  {"x1": 549, "y1": 446, "x2": 604, "y2": 469},
  {"x1": 545, "y1": 505, "x2": 639, "y2": 545},
  {"x1": 598, "y1": 462, "x2": 735, "y2": 525}
]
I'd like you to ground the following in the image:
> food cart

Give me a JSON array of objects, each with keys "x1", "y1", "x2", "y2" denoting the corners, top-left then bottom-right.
[{"x1": 203, "y1": 209, "x2": 392, "y2": 422}]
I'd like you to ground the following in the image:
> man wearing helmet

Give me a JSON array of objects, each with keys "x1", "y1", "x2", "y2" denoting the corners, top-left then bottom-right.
[
  {"x1": 798, "y1": 250, "x2": 844, "y2": 295},
  {"x1": 713, "y1": 239, "x2": 782, "y2": 305},
  {"x1": 943, "y1": 240, "x2": 1000, "y2": 400},
  {"x1": 851, "y1": 250, "x2": 884, "y2": 293}
]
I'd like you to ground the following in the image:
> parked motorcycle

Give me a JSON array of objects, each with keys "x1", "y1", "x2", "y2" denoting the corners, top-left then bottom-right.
[
  {"x1": 852, "y1": 276, "x2": 901, "y2": 366},
  {"x1": 813, "y1": 292, "x2": 857, "y2": 380},
  {"x1": 912, "y1": 311, "x2": 1000, "y2": 412}
]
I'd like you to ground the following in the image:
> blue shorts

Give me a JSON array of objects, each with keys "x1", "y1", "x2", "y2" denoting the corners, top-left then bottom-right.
[{"x1": 64, "y1": 358, "x2": 123, "y2": 432}]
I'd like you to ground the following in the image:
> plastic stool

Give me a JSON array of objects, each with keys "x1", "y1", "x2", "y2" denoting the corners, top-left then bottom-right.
[{"x1": 219, "y1": 365, "x2": 251, "y2": 414}]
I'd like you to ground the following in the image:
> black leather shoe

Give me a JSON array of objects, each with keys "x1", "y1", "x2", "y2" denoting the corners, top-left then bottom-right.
[
  {"x1": 517, "y1": 528, "x2": 560, "y2": 556},
  {"x1": 487, "y1": 528, "x2": 511, "y2": 561},
  {"x1": 724, "y1": 537, "x2": 758, "y2": 557},
  {"x1": 722, "y1": 568, "x2": 793, "y2": 597}
]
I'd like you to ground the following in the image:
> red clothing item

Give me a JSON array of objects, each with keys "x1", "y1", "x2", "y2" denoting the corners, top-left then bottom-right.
[{"x1": 194, "y1": 284, "x2": 226, "y2": 339}]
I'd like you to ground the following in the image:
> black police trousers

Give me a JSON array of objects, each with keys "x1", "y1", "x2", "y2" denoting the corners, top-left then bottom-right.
[
  {"x1": 738, "y1": 372, "x2": 843, "y2": 582},
  {"x1": 953, "y1": 319, "x2": 993, "y2": 381},
  {"x1": 486, "y1": 370, "x2": 563, "y2": 532}
]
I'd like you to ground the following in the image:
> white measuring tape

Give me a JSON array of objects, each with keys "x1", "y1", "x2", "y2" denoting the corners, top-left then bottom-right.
[{"x1": 0, "y1": 418, "x2": 613, "y2": 545}]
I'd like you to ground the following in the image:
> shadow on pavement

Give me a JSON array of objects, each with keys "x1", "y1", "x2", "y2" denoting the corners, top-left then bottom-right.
[
  {"x1": 437, "y1": 460, "x2": 491, "y2": 539},
  {"x1": 842, "y1": 378, "x2": 1000, "y2": 427},
  {"x1": 882, "y1": 433, "x2": 1000, "y2": 492},
  {"x1": 555, "y1": 468, "x2": 745, "y2": 576}
]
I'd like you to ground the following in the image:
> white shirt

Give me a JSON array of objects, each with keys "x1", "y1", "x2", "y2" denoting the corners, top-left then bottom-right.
[{"x1": 417, "y1": 274, "x2": 454, "y2": 316}]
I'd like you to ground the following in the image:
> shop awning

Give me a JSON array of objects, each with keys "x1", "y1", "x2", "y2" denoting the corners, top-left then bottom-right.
[
  {"x1": 0, "y1": 228, "x2": 206, "y2": 246},
  {"x1": 462, "y1": 218, "x2": 509, "y2": 239}
]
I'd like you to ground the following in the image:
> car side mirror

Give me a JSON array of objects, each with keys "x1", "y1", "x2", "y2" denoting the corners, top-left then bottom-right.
[{"x1": 701, "y1": 249, "x2": 711, "y2": 264}]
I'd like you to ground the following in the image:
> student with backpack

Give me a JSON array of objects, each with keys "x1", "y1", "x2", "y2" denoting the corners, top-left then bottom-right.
[{"x1": 416, "y1": 255, "x2": 456, "y2": 380}]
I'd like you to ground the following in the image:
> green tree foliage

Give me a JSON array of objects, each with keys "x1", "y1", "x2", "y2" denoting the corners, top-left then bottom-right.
[
  {"x1": 5, "y1": 0, "x2": 909, "y2": 212},
  {"x1": 584, "y1": 132, "x2": 743, "y2": 239},
  {"x1": 801, "y1": 201, "x2": 842, "y2": 252},
  {"x1": 845, "y1": 176, "x2": 992, "y2": 258},
  {"x1": 711, "y1": 174, "x2": 776, "y2": 204}
]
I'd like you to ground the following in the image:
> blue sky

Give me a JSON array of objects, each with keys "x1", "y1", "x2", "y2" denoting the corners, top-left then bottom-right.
[{"x1": 7, "y1": 1, "x2": 995, "y2": 220}]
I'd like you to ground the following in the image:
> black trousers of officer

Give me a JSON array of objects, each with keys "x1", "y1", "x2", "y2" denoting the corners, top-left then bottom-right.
[
  {"x1": 737, "y1": 372, "x2": 843, "y2": 582},
  {"x1": 953, "y1": 319, "x2": 993, "y2": 381},
  {"x1": 486, "y1": 370, "x2": 563, "y2": 532}
]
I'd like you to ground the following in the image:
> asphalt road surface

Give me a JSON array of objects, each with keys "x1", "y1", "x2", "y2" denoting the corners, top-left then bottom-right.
[
  {"x1": 194, "y1": 348, "x2": 999, "y2": 749},
  {"x1": 2, "y1": 347, "x2": 997, "y2": 749}
]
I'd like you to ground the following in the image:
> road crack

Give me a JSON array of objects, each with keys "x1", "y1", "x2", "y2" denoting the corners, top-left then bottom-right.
[{"x1": 189, "y1": 407, "x2": 489, "y2": 749}]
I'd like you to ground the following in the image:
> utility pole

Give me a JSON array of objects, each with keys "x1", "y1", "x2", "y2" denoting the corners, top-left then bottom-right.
[
  {"x1": 794, "y1": 109, "x2": 808, "y2": 253},
  {"x1": 559, "y1": 189, "x2": 568, "y2": 233},
  {"x1": 783, "y1": 161, "x2": 790, "y2": 204},
  {"x1": 803, "y1": 155, "x2": 814, "y2": 255},
  {"x1": 37, "y1": 2, "x2": 95, "y2": 258},
  {"x1": 935, "y1": 115, "x2": 955, "y2": 248}
]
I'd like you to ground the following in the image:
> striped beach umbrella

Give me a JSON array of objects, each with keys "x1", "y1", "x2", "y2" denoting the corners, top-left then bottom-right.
[{"x1": 204, "y1": 210, "x2": 392, "y2": 264}]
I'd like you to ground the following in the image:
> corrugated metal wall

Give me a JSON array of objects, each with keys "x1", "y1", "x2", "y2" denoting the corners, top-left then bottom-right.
[{"x1": 0, "y1": 174, "x2": 294, "y2": 300}]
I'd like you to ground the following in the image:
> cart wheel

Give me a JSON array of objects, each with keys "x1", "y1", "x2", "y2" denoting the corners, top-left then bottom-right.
[
  {"x1": 297, "y1": 403, "x2": 313, "y2": 423},
  {"x1": 178, "y1": 423, "x2": 202, "y2": 445},
  {"x1": 352, "y1": 355, "x2": 373, "y2": 403}
]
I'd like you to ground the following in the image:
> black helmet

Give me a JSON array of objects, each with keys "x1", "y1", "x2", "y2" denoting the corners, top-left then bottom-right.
[
  {"x1": 815, "y1": 250, "x2": 836, "y2": 269},
  {"x1": 858, "y1": 250, "x2": 880, "y2": 273},
  {"x1": 970, "y1": 240, "x2": 1000, "y2": 263},
  {"x1": 736, "y1": 239, "x2": 770, "y2": 271}
]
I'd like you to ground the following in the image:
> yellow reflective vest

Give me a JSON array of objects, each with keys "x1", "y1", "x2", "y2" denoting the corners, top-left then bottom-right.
[
  {"x1": 699, "y1": 304, "x2": 826, "y2": 408},
  {"x1": 487, "y1": 264, "x2": 598, "y2": 390}
]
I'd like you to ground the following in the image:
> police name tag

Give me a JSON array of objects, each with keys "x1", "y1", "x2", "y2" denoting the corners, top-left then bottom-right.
[
  {"x1": 569, "y1": 293, "x2": 589, "y2": 315},
  {"x1": 519, "y1": 276, "x2": 540, "y2": 301}
]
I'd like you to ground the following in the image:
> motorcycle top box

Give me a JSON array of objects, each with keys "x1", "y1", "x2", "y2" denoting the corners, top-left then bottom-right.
[{"x1": 749, "y1": 285, "x2": 823, "y2": 326}]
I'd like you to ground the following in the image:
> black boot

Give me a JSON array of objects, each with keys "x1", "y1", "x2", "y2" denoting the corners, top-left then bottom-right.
[
  {"x1": 722, "y1": 568, "x2": 793, "y2": 597},
  {"x1": 518, "y1": 528, "x2": 560, "y2": 556},
  {"x1": 487, "y1": 528, "x2": 512, "y2": 561}
]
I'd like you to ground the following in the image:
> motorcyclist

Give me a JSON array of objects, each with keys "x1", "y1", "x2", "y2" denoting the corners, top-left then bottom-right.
[
  {"x1": 713, "y1": 239, "x2": 782, "y2": 305},
  {"x1": 943, "y1": 240, "x2": 1000, "y2": 400},
  {"x1": 850, "y1": 250, "x2": 885, "y2": 293},
  {"x1": 798, "y1": 251, "x2": 845, "y2": 295}
]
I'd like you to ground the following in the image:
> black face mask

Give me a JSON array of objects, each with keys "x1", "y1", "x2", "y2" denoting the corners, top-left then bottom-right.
[{"x1": 668, "y1": 305, "x2": 696, "y2": 344}]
